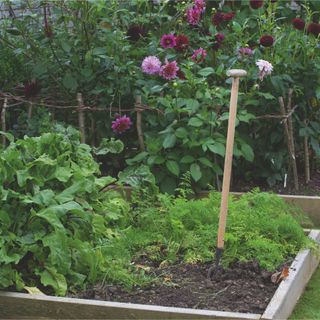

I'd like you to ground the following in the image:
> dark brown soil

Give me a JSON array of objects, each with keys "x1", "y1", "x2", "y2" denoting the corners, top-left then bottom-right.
[
  {"x1": 73, "y1": 261, "x2": 281, "y2": 314},
  {"x1": 233, "y1": 171, "x2": 320, "y2": 196}
]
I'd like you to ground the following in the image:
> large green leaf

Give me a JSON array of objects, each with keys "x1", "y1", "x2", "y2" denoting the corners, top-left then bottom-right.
[
  {"x1": 188, "y1": 117, "x2": 203, "y2": 127},
  {"x1": 37, "y1": 267, "x2": 67, "y2": 296},
  {"x1": 93, "y1": 138, "x2": 124, "y2": 155},
  {"x1": 163, "y1": 134, "x2": 177, "y2": 149},
  {"x1": 166, "y1": 160, "x2": 180, "y2": 177},
  {"x1": 42, "y1": 232, "x2": 71, "y2": 274},
  {"x1": 190, "y1": 163, "x2": 202, "y2": 182},
  {"x1": 207, "y1": 143, "x2": 226, "y2": 157},
  {"x1": 62, "y1": 73, "x2": 78, "y2": 90},
  {"x1": 35, "y1": 201, "x2": 83, "y2": 230},
  {"x1": 198, "y1": 67, "x2": 215, "y2": 77},
  {"x1": 55, "y1": 167, "x2": 73, "y2": 182},
  {"x1": 241, "y1": 144, "x2": 254, "y2": 162}
]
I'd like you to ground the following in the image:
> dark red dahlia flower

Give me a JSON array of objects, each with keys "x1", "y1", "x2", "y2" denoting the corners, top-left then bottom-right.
[
  {"x1": 260, "y1": 35, "x2": 274, "y2": 47},
  {"x1": 24, "y1": 80, "x2": 40, "y2": 98},
  {"x1": 177, "y1": 69, "x2": 186, "y2": 80},
  {"x1": 212, "y1": 12, "x2": 225, "y2": 26},
  {"x1": 250, "y1": 0, "x2": 264, "y2": 9},
  {"x1": 223, "y1": 12, "x2": 235, "y2": 21},
  {"x1": 127, "y1": 25, "x2": 147, "y2": 41},
  {"x1": 292, "y1": 18, "x2": 305, "y2": 30},
  {"x1": 174, "y1": 34, "x2": 189, "y2": 52},
  {"x1": 215, "y1": 33, "x2": 225, "y2": 43},
  {"x1": 307, "y1": 22, "x2": 320, "y2": 37}
]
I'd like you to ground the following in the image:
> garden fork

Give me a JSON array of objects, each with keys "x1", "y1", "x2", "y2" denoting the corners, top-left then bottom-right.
[{"x1": 207, "y1": 69, "x2": 247, "y2": 283}]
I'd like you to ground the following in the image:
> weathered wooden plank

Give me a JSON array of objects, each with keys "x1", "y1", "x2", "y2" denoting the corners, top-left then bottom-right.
[
  {"x1": 0, "y1": 291, "x2": 261, "y2": 320},
  {"x1": 279, "y1": 195, "x2": 320, "y2": 227},
  {"x1": 262, "y1": 230, "x2": 320, "y2": 320}
]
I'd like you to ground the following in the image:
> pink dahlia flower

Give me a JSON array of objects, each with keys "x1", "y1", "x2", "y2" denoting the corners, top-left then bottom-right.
[
  {"x1": 238, "y1": 47, "x2": 254, "y2": 59},
  {"x1": 186, "y1": 6, "x2": 202, "y2": 25},
  {"x1": 192, "y1": 48, "x2": 207, "y2": 63},
  {"x1": 195, "y1": 0, "x2": 206, "y2": 11},
  {"x1": 112, "y1": 115, "x2": 132, "y2": 134},
  {"x1": 160, "y1": 61, "x2": 179, "y2": 80},
  {"x1": 141, "y1": 56, "x2": 161, "y2": 75},
  {"x1": 256, "y1": 59, "x2": 273, "y2": 81},
  {"x1": 160, "y1": 34, "x2": 176, "y2": 49}
]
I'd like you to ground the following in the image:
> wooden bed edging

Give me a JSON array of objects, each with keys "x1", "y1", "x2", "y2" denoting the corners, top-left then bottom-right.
[
  {"x1": 261, "y1": 229, "x2": 320, "y2": 320},
  {"x1": 0, "y1": 291, "x2": 261, "y2": 320},
  {"x1": 0, "y1": 230, "x2": 319, "y2": 320}
]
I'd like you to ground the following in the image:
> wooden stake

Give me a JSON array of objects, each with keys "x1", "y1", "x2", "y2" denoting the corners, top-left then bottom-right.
[
  {"x1": 304, "y1": 119, "x2": 310, "y2": 184},
  {"x1": 279, "y1": 96, "x2": 299, "y2": 191},
  {"x1": 286, "y1": 89, "x2": 299, "y2": 190},
  {"x1": 1, "y1": 98, "x2": 8, "y2": 147},
  {"x1": 90, "y1": 116, "x2": 96, "y2": 147},
  {"x1": 77, "y1": 93, "x2": 86, "y2": 144},
  {"x1": 27, "y1": 102, "x2": 33, "y2": 120},
  {"x1": 135, "y1": 95, "x2": 145, "y2": 151},
  {"x1": 217, "y1": 69, "x2": 247, "y2": 250}
]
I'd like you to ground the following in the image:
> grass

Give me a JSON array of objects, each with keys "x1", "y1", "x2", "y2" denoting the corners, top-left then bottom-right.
[{"x1": 290, "y1": 266, "x2": 320, "y2": 320}]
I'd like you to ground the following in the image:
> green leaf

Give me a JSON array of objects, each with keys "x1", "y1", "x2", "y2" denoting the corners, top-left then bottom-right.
[
  {"x1": 185, "y1": 99, "x2": 200, "y2": 112},
  {"x1": 198, "y1": 67, "x2": 215, "y2": 77},
  {"x1": 238, "y1": 112, "x2": 255, "y2": 123},
  {"x1": 190, "y1": 163, "x2": 202, "y2": 182},
  {"x1": 207, "y1": 143, "x2": 226, "y2": 157},
  {"x1": 55, "y1": 181, "x2": 87, "y2": 203},
  {"x1": 92, "y1": 214, "x2": 107, "y2": 235},
  {"x1": 175, "y1": 127, "x2": 188, "y2": 139},
  {"x1": 126, "y1": 151, "x2": 148, "y2": 165},
  {"x1": 62, "y1": 73, "x2": 78, "y2": 90},
  {"x1": 166, "y1": 160, "x2": 180, "y2": 176},
  {"x1": 180, "y1": 155, "x2": 195, "y2": 164},
  {"x1": 241, "y1": 144, "x2": 254, "y2": 162},
  {"x1": 61, "y1": 41, "x2": 71, "y2": 53},
  {"x1": 147, "y1": 155, "x2": 165, "y2": 165},
  {"x1": 42, "y1": 232, "x2": 71, "y2": 274},
  {"x1": 198, "y1": 157, "x2": 213, "y2": 168},
  {"x1": 95, "y1": 176, "x2": 116, "y2": 189},
  {"x1": 55, "y1": 167, "x2": 72, "y2": 182},
  {"x1": 35, "y1": 201, "x2": 83, "y2": 230},
  {"x1": 163, "y1": 134, "x2": 176, "y2": 149},
  {"x1": 93, "y1": 138, "x2": 124, "y2": 155},
  {"x1": 118, "y1": 165, "x2": 156, "y2": 188},
  {"x1": 6, "y1": 28, "x2": 21, "y2": 35},
  {"x1": 188, "y1": 117, "x2": 203, "y2": 127},
  {"x1": 31, "y1": 189, "x2": 55, "y2": 206},
  {"x1": 310, "y1": 137, "x2": 320, "y2": 156},
  {"x1": 37, "y1": 267, "x2": 67, "y2": 296},
  {"x1": 232, "y1": 21, "x2": 242, "y2": 33},
  {"x1": 0, "y1": 131, "x2": 14, "y2": 143}
]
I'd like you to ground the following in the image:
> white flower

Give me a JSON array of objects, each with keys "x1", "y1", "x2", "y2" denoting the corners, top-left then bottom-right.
[
  {"x1": 256, "y1": 59, "x2": 273, "y2": 81},
  {"x1": 286, "y1": 0, "x2": 301, "y2": 11}
]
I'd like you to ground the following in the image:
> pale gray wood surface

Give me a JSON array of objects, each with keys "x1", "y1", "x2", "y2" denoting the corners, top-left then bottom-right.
[{"x1": 0, "y1": 291, "x2": 261, "y2": 319}]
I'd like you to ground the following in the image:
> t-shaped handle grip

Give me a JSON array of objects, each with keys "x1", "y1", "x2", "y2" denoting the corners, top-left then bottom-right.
[{"x1": 226, "y1": 69, "x2": 247, "y2": 78}]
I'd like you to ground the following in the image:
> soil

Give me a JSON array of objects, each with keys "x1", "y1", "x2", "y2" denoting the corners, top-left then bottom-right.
[
  {"x1": 73, "y1": 261, "x2": 282, "y2": 314},
  {"x1": 232, "y1": 171, "x2": 320, "y2": 196}
]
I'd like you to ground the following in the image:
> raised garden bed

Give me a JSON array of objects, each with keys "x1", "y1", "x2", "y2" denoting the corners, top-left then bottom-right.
[
  {"x1": 1, "y1": 230, "x2": 319, "y2": 320},
  {"x1": 197, "y1": 192, "x2": 320, "y2": 227}
]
